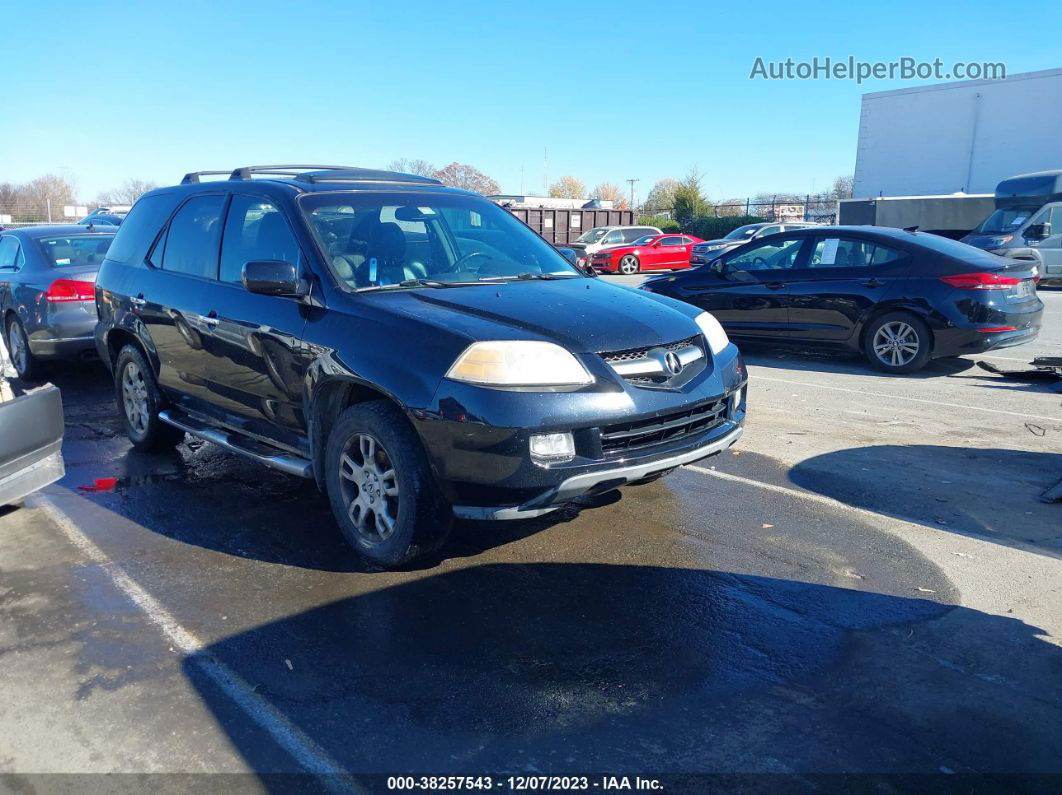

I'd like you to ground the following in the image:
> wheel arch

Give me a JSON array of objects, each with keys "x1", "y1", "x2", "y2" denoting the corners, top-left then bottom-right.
[{"x1": 855, "y1": 302, "x2": 936, "y2": 353}]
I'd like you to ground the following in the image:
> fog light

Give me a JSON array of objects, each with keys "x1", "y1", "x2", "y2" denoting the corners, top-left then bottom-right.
[
  {"x1": 530, "y1": 432, "x2": 575, "y2": 461},
  {"x1": 729, "y1": 387, "x2": 745, "y2": 417}
]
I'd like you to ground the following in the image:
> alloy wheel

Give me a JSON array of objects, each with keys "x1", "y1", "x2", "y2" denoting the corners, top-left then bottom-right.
[
  {"x1": 338, "y1": 433, "x2": 400, "y2": 543},
  {"x1": 121, "y1": 361, "x2": 150, "y2": 435},
  {"x1": 872, "y1": 321, "x2": 920, "y2": 368},
  {"x1": 619, "y1": 256, "x2": 638, "y2": 275},
  {"x1": 7, "y1": 322, "x2": 28, "y2": 375}
]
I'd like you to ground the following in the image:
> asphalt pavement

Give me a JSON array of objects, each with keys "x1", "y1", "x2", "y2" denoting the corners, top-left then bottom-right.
[{"x1": 1, "y1": 284, "x2": 1059, "y2": 791}]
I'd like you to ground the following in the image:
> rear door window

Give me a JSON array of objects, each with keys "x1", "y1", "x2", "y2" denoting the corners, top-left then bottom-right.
[
  {"x1": 161, "y1": 195, "x2": 225, "y2": 278},
  {"x1": 105, "y1": 193, "x2": 179, "y2": 265},
  {"x1": 809, "y1": 237, "x2": 902, "y2": 268},
  {"x1": 220, "y1": 196, "x2": 301, "y2": 284},
  {"x1": 0, "y1": 236, "x2": 19, "y2": 269}
]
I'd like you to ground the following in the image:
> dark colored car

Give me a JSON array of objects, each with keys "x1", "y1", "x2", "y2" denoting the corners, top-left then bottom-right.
[
  {"x1": 79, "y1": 208, "x2": 127, "y2": 226},
  {"x1": 94, "y1": 165, "x2": 747, "y2": 567},
  {"x1": 689, "y1": 222, "x2": 819, "y2": 265},
  {"x1": 642, "y1": 225, "x2": 1042, "y2": 374},
  {"x1": 0, "y1": 224, "x2": 117, "y2": 379},
  {"x1": 590, "y1": 234, "x2": 704, "y2": 274}
]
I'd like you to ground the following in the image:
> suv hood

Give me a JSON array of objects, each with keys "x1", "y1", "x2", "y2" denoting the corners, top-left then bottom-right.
[{"x1": 376, "y1": 278, "x2": 701, "y2": 353}]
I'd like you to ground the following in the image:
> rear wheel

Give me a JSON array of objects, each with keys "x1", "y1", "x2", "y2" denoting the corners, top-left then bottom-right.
[
  {"x1": 325, "y1": 401, "x2": 452, "y2": 568},
  {"x1": 863, "y1": 312, "x2": 931, "y2": 374},
  {"x1": 114, "y1": 345, "x2": 185, "y2": 451},
  {"x1": 618, "y1": 255, "x2": 640, "y2": 275},
  {"x1": 5, "y1": 316, "x2": 40, "y2": 381}
]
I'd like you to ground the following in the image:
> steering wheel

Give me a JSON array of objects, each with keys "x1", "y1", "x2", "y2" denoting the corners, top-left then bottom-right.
[
  {"x1": 752, "y1": 256, "x2": 768, "y2": 268},
  {"x1": 452, "y1": 251, "x2": 493, "y2": 271}
]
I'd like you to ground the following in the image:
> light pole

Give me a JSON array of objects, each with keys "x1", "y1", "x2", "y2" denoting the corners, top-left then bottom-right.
[{"x1": 626, "y1": 178, "x2": 639, "y2": 210}]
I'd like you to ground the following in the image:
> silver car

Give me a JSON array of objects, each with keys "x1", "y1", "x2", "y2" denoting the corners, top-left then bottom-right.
[{"x1": 0, "y1": 224, "x2": 116, "y2": 379}]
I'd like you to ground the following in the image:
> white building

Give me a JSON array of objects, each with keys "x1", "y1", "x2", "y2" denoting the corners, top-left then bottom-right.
[{"x1": 853, "y1": 67, "x2": 1062, "y2": 199}]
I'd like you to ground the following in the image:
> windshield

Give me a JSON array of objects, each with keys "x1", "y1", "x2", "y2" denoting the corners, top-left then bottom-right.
[
  {"x1": 974, "y1": 206, "x2": 1040, "y2": 235},
  {"x1": 36, "y1": 234, "x2": 115, "y2": 268},
  {"x1": 301, "y1": 194, "x2": 582, "y2": 289},
  {"x1": 575, "y1": 227, "x2": 608, "y2": 244},
  {"x1": 632, "y1": 235, "x2": 657, "y2": 245},
  {"x1": 724, "y1": 224, "x2": 761, "y2": 240}
]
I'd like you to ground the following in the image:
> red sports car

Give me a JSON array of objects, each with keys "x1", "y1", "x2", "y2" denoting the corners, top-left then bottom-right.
[{"x1": 590, "y1": 233, "x2": 704, "y2": 274}]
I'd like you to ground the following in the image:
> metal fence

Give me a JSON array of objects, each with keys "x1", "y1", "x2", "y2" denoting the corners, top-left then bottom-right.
[
  {"x1": 708, "y1": 197, "x2": 839, "y2": 224},
  {"x1": 0, "y1": 201, "x2": 92, "y2": 226}
]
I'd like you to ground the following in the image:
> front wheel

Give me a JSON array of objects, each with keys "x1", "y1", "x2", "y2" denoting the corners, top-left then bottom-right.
[
  {"x1": 618, "y1": 255, "x2": 640, "y2": 275},
  {"x1": 325, "y1": 401, "x2": 452, "y2": 568},
  {"x1": 114, "y1": 345, "x2": 185, "y2": 451},
  {"x1": 863, "y1": 312, "x2": 932, "y2": 374}
]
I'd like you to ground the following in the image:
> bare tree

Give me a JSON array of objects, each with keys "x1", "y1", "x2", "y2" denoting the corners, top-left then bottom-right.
[
  {"x1": 548, "y1": 176, "x2": 586, "y2": 199},
  {"x1": 95, "y1": 178, "x2": 158, "y2": 206},
  {"x1": 714, "y1": 198, "x2": 751, "y2": 217},
  {"x1": 590, "y1": 181, "x2": 628, "y2": 209},
  {"x1": 386, "y1": 158, "x2": 437, "y2": 178},
  {"x1": 18, "y1": 174, "x2": 77, "y2": 221},
  {"x1": 643, "y1": 178, "x2": 680, "y2": 213},
  {"x1": 831, "y1": 174, "x2": 854, "y2": 199},
  {"x1": 432, "y1": 162, "x2": 501, "y2": 195}
]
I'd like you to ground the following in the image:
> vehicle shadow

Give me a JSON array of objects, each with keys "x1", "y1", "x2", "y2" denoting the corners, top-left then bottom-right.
[
  {"x1": 182, "y1": 563, "x2": 1062, "y2": 783},
  {"x1": 737, "y1": 341, "x2": 978, "y2": 380},
  {"x1": 788, "y1": 444, "x2": 1062, "y2": 555}
]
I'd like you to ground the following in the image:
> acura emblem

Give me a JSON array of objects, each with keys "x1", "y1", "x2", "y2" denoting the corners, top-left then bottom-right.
[{"x1": 664, "y1": 351, "x2": 683, "y2": 375}]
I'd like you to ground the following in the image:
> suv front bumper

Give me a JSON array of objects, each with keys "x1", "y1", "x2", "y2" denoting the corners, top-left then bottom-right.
[{"x1": 452, "y1": 421, "x2": 742, "y2": 519}]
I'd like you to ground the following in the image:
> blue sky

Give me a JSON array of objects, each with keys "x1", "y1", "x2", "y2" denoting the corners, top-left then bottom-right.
[{"x1": 3, "y1": 0, "x2": 1057, "y2": 203}]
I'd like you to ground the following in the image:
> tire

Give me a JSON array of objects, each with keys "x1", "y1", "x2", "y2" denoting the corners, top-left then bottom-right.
[
  {"x1": 114, "y1": 345, "x2": 184, "y2": 451},
  {"x1": 6, "y1": 315, "x2": 40, "y2": 381},
  {"x1": 325, "y1": 400, "x2": 453, "y2": 568},
  {"x1": 863, "y1": 312, "x2": 932, "y2": 374},
  {"x1": 618, "y1": 255, "x2": 640, "y2": 275}
]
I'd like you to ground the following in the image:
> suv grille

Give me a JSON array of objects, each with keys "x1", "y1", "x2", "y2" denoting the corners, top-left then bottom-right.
[
  {"x1": 599, "y1": 398, "x2": 728, "y2": 455},
  {"x1": 599, "y1": 335, "x2": 700, "y2": 364}
]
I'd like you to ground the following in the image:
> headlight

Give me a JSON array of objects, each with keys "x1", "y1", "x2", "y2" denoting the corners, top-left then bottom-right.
[
  {"x1": 446, "y1": 341, "x2": 593, "y2": 387},
  {"x1": 706, "y1": 244, "x2": 726, "y2": 251},
  {"x1": 695, "y1": 311, "x2": 730, "y2": 355}
]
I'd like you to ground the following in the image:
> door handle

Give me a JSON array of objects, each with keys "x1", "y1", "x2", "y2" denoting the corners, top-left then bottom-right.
[
  {"x1": 202, "y1": 309, "x2": 219, "y2": 327},
  {"x1": 863, "y1": 278, "x2": 883, "y2": 288},
  {"x1": 765, "y1": 282, "x2": 786, "y2": 290}
]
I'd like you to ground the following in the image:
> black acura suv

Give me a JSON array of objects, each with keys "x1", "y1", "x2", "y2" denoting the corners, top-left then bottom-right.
[{"x1": 94, "y1": 166, "x2": 746, "y2": 566}]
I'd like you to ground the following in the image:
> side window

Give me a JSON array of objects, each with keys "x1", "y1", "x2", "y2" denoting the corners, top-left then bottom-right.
[
  {"x1": 870, "y1": 244, "x2": 902, "y2": 265},
  {"x1": 220, "y1": 196, "x2": 301, "y2": 284},
  {"x1": 603, "y1": 231, "x2": 623, "y2": 244},
  {"x1": 728, "y1": 237, "x2": 804, "y2": 271},
  {"x1": 0, "y1": 236, "x2": 19, "y2": 269},
  {"x1": 1048, "y1": 206, "x2": 1062, "y2": 237},
  {"x1": 105, "y1": 193, "x2": 179, "y2": 265},
  {"x1": 808, "y1": 237, "x2": 876, "y2": 268},
  {"x1": 161, "y1": 195, "x2": 225, "y2": 278},
  {"x1": 659, "y1": 236, "x2": 684, "y2": 246}
]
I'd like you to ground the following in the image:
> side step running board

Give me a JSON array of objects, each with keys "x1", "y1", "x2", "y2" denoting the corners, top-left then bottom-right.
[{"x1": 158, "y1": 410, "x2": 313, "y2": 478}]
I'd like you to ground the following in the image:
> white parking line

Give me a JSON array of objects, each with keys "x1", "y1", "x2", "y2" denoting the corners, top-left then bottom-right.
[
  {"x1": 751, "y1": 374, "x2": 1062, "y2": 423},
  {"x1": 30, "y1": 491, "x2": 361, "y2": 792}
]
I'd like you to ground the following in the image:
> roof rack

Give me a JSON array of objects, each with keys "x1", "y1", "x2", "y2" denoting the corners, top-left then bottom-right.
[{"x1": 179, "y1": 165, "x2": 443, "y2": 186}]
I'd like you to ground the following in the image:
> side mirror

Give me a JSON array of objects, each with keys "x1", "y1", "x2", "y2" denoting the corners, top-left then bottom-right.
[
  {"x1": 1025, "y1": 223, "x2": 1049, "y2": 241},
  {"x1": 242, "y1": 260, "x2": 307, "y2": 297},
  {"x1": 557, "y1": 247, "x2": 578, "y2": 265},
  {"x1": 710, "y1": 258, "x2": 725, "y2": 274}
]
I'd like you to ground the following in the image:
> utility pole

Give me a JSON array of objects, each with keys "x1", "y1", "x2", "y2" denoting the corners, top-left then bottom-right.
[
  {"x1": 626, "y1": 178, "x2": 640, "y2": 210},
  {"x1": 543, "y1": 148, "x2": 548, "y2": 196}
]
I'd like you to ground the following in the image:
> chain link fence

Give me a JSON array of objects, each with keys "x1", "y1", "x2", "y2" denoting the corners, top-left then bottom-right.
[
  {"x1": 0, "y1": 201, "x2": 93, "y2": 227},
  {"x1": 709, "y1": 197, "x2": 839, "y2": 224}
]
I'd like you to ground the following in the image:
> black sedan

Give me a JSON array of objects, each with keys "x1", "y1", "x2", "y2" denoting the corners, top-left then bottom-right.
[{"x1": 642, "y1": 226, "x2": 1043, "y2": 373}]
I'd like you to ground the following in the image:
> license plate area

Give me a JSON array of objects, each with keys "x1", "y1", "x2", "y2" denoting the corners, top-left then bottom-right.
[{"x1": 1009, "y1": 280, "x2": 1035, "y2": 301}]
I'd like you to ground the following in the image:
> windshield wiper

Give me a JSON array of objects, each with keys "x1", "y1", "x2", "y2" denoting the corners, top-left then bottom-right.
[
  {"x1": 356, "y1": 279, "x2": 461, "y2": 292},
  {"x1": 479, "y1": 272, "x2": 580, "y2": 282}
]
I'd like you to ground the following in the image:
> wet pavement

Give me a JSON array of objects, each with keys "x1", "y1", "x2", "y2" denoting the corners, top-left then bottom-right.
[{"x1": 2, "y1": 295, "x2": 1062, "y2": 789}]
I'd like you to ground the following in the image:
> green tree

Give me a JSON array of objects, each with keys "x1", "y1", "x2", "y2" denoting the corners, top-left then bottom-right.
[{"x1": 673, "y1": 171, "x2": 709, "y2": 229}]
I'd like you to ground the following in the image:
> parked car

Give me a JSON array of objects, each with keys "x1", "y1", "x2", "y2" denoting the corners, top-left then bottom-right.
[
  {"x1": 690, "y1": 221, "x2": 819, "y2": 265},
  {"x1": 0, "y1": 225, "x2": 117, "y2": 379},
  {"x1": 93, "y1": 165, "x2": 746, "y2": 567},
  {"x1": 0, "y1": 367, "x2": 65, "y2": 507},
  {"x1": 591, "y1": 234, "x2": 704, "y2": 274},
  {"x1": 79, "y1": 207, "x2": 128, "y2": 227},
  {"x1": 642, "y1": 225, "x2": 1042, "y2": 374},
  {"x1": 566, "y1": 225, "x2": 663, "y2": 263}
]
